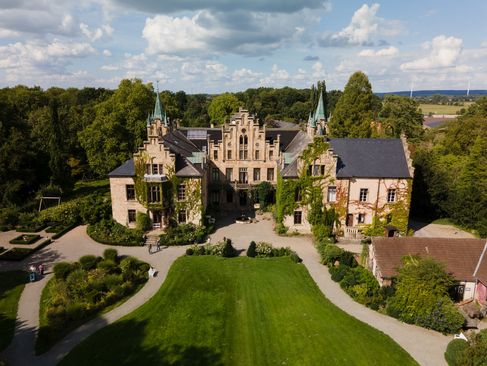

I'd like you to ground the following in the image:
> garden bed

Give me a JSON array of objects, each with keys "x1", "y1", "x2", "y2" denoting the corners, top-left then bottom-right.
[
  {"x1": 15, "y1": 223, "x2": 46, "y2": 233},
  {"x1": 9, "y1": 234, "x2": 41, "y2": 245},
  {"x1": 50, "y1": 223, "x2": 77, "y2": 239},
  {"x1": 159, "y1": 223, "x2": 207, "y2": 246},
  {"x1": 36, "y1": 250, "x2": 149, "y2": 354},
  {"x1": 0, "y1": 239, "x2": 52, "y2": 261},
  {"x1": 87, "y1": 219, "x2": 143, "y2": 246}
]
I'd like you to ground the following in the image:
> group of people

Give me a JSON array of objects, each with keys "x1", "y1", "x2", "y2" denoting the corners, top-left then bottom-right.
[
  {"x1": 28, "y1": 263, "x2": 44, "y2": 282},
  {"x1": 147, "y1": 238, "x2": 162, "y2": 254}
]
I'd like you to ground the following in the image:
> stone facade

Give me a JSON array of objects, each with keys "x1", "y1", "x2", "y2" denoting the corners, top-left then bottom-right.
[{"x1": 109, "y1": 92, "x2": 414, "y2": 237}]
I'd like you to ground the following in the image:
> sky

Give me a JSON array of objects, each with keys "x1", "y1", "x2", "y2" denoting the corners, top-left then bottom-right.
[{"x1": 0, "y1": 0, "x2": 486, "y2": 93}]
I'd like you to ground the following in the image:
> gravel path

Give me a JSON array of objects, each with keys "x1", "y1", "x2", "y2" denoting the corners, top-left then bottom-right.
[
  {"x1": 0, "y1": 226, "x2": 185, "y2": 366},
  {"x1": 1, "y1": 219, "x2": 452, "y2": 366},
  {"x1": 211, "y1": 216, "x2": 450, "y2": 366}
]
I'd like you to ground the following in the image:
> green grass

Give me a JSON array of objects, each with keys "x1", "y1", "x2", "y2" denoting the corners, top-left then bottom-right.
[
  {"x1": 60, "y1": 256, "x2": 418, "y2": 366},
  {"x1": 419, "y1": 103, "x2": 470, "y2": 115},
  {"x1": 0, "y1": 271, "x2": 28, "y2": 351}
]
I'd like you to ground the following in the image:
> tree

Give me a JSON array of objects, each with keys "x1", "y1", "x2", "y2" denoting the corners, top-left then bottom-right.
[
  {"x1": 329, "y1": 71, "x2": 374, "y2": 137},
  {"x1": 379, "y1": 95, "x2": 424, "y2": 139},
  {"x1": 386, "y1": 258, "x2": 464, "y2": 334},
  {"x1": 78, "y1": 79, "x2": 153, "y2": 176},
  {"x1": 208, "y1": 93, "x2": 240, "y2": 125}
]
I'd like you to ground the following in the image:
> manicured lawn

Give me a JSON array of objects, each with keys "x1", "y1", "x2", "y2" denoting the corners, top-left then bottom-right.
[
  {"x1": 61, "y1": 256, "x2": 418, "y2": 366},
  {"x1": 0, "y1": 271, "x2": 28, "y2": 351},
  {"x1": 419, "y1": 103, "x2": 470, "y2": 115}
]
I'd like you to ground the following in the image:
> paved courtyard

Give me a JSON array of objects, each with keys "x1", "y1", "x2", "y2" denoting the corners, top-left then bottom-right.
[{"x1": 0, "y1": 218, "x2": 452, "y2": 366}]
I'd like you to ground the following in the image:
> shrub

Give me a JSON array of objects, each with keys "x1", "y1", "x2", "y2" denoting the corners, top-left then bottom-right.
[
  {"x1": 316, "y1": 243, "x2": 343, "y2": 265},
  {"x1": 53, "y1": 262, "x2": 75, "y2": 280},
  {"x1": 79, "y1": 255, "x2": 99, "y2": 271},
  {"x1": 97, "y1": 259, "x2": 117, "y2": 273},
  {"x1": 9, "y1": 234, "x2": 41, "y2": 244},
  {"x1": 339, "y1": 251, "x2": 357, "y2": 267},
  {"x1": 461, "y1": 329, "x2": 487, "y2": 366},
  {"x1": 159, "y1": 224, "x2": 207, "y2": 246},
  {"x1": 290, "y1": 252, "x2": 301, "y2": 263},
  {"x1": 103, "y1": 248, "x2": 118, "y2": 263},
  {"x1": 222, "y1": 239, "x2": 238, "y2": 258},
  {"x1": 255, "y1": 242, "x2": 273, "y2": 257},
  {"x1": 275, "y1": 223, "x2": 288, "y2": 235},
  {"x1": 445, "y1": 339, "x2": 469, "y2": 366},
  {"x1": 329, "y1": 264, "x2": 350, "y2": 282},
  {"x1": 136, "y1": 212, "x2": 152, "y2": 232},
  {"x1": 87, "y1": 219, "x2": 143, "y2": 246},
  {"x1": 247, "y1": 241, "x2": 257, "y2": 257},
  {"x1": 78, "y1": 194, "x2": 111, "y2": 225},
  {"x1": 186, "y1": 247, "x2": 194, "y2": 256},
  {"x1": 0, "y1": 207, "x2": 19, "y2": 226}
]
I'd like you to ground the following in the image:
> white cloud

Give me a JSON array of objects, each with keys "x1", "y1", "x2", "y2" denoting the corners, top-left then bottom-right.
[
  {"x1": 259, "y1": 64, "x2": 290, "y2": 86},
  {"x1": 359, "y1": 46, "x2": 398, "y2": 57},
  {"x1": 143, "y1": 9, "x2": 319, "y2": 57},
  {"x1": 319, "y1": 3, "x2": 403, "y2": 47},
  {"x1": 400, "y1": 35, "x2": 463, "y2": 70},
  {"x1": 232, "y1": 68, "x2": 261, "y2": 83},
  {"x1": 312, "y1": 62, "x2": 326, "y2": 78},
  {"x1": 80, "y1": 22, "x2": 113, "y2": 42},
  {"x1": 102, "y1": 49, "x2": 112, "y2": 56}
]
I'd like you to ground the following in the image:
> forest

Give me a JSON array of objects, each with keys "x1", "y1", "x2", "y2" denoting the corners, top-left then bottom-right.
[{"x1": 0, "y1": 72, "x2": 485, "y2": 236}]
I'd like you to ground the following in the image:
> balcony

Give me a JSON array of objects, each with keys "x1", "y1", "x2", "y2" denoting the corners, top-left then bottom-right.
[{"x1": 143, "y1": 174, "x2": 168, "y2": 183}]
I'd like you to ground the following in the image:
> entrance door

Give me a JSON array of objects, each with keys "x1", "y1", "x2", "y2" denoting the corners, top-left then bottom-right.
[
  {"x1": 152, "y1": 210, "x2": 162, "y2": 228},
  {"x1": 239, "y1": 191, "x2": 247, "y2": 206},
  {"x1": 346, "y1": 214, "x2": 353, "y2": 227}
]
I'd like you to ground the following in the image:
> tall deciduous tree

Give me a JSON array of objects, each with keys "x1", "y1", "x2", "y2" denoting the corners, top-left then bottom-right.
[
  {"x1": 79, "y1": 79, "x2": 153, "y2": 176},
  {"x1": 329, "y1": 71, "x2": 374, "y2": 137},
  {"x1": 379, "y1": 95, "x2": 424, "y2": 139},
  {"x1": 208, "y1": 93, "x2": 240, "y2": 125}
]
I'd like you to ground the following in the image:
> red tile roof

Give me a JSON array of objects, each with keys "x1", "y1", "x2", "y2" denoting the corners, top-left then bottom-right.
[{"x1": 372, "y1": 237, "x2": 487, "y2": 282}]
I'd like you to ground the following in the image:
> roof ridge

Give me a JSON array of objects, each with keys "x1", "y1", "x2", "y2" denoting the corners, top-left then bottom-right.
[{"x1": 473, "y1": 241, "x2": 487, "y2": 278}]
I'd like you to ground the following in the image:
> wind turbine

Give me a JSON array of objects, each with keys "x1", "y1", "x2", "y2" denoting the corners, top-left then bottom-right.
[
  {"x1": 409, "y1": 80, "x2": 414, "y2": 98},
  {"x1": 467, "y1": 80, "x2": 470, "y2": 97}
]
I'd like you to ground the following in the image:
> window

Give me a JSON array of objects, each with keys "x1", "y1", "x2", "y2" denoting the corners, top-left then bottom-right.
[
  {"x1": 213, "y1": 150, "x2": 218, "y2": 160},
  {"x1": 128, "y1": 209, "x2": 136, "y2": 223},
  {"x1": 178, "y1": 210, "x2": 187, "y2": 223},
  {"x1": 239, "y1": 168, "x2": 248, "y2": 183},
  {"x1": 226, "y1": 168, "x2": 233, "y2": 181},
  {"x1": 211, "y1": 190, "x2": 220, "y2": 204},
  {"x1": 313, "y1": 165, "x2": 320, "y2": 176},
  {"x1": 226, "y1": 189, "x2": 233, "y2": 203},
  {"x1": 269, "y1": 150, "x2": 274, "y2": 160},
  {"x1": 358, "y1": 213, "x2": 366, "y2": 224},
  {"x1": 212, "y1": 168, "x2": 219, "y2": 181},
  {"x1": 255, "y1": 150, "x2": 260, "y2": 160},
  {"x1": 320, "y1": 165, "x2": 326, "y2": 176},
  {"x1": 152, "y1": 164, "x2": 158, "y2": 174},
  {"x1": 359, "y1": 188, "x2": 368, "y2": 202},
  {"x1": 177, "y1": 184, "x2": 186, "y2": 200},
  {"x1": 239, "y1": 135, "x2": 248, "y2": 160},
  {"x1": 307, "y1": 165, "x2": 313, "y2": 176},
  {"x1": 387, "y1": 189, "x2": 396, "y2": 203},
  {"x1": 148, "y1": 185, "x2": 161, "y2": 203},
  {"x1": 126, "y1": 184, "x2": 135, "y2": 200},
  {"x1": 227, "y1": 150, "x2": 232, "y2": 159},
  {"x1": 295, "y1": 188, "x2": 302, "y2": 202},
  {"x1": 150, "y1": 164, "x2": 163, "y2": 175},
  {"x1": 267, "y1": 168, "x2": 274, "y2": 181},
  {"x1": 293, "y1": 211, "x2": 302, "y2": 225},
  {"x1": 253, "y1": 168, "x2": 260, "y2": 181}
]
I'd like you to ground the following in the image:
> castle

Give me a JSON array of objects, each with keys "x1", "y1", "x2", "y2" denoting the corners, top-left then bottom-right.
[{"x1": 109, "y1": 91, "x2": 414, "y2": 238}]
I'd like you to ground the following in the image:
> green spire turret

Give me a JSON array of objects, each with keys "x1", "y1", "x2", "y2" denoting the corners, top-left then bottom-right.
[
  {"x1": 149, "y1": 83, "x2": 167, "y2": 126},
  {"x1": 314, "y1": 91, "x2": 326, "y2": 122}
]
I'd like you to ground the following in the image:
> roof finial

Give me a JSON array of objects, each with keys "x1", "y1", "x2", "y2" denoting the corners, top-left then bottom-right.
[{"x1": 152, "y1": 81, "x2": 167, "y2": 127}]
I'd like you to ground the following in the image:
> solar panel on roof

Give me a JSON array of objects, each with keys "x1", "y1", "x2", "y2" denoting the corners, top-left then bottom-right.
[{"x1": 187, "y1": 130, "x2": 207, "y2": 140}]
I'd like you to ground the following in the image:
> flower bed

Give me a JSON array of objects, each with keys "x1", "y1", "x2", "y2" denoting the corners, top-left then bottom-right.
[
  {"x1": 15, "y1": 223, "x2": 47, "y2": 233},
  {"x1": 9, "y1": 234, "x2": 41, "y2": 245},
  {"x1": 159, "y1": 224, "x2": 207, "y2": 246},
  {"x1": 36, "y1": 250, "x2": 149, "y2": 354},
  {"x1": 87, "y1": 219, "x2": 143, "y2": 246},
  {"x1": 246, "y1": 241, "x2": 301, "y2": 263},
  {"x1": 185, "y1": 238, "x2": 238, "y2": 258}
]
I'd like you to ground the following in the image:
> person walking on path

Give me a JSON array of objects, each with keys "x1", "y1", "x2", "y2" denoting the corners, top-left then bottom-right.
[
  {"x1": 156, "y1": 239, "x2": 161, "y2": 252},
  {"x1": 148, "y1": 243, "x2": 152, "y2": 254}
]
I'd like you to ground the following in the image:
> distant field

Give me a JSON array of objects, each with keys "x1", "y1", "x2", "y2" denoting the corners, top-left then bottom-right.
[{"x1": 419, "y1": 103, "x2": 472, "y2": 115}]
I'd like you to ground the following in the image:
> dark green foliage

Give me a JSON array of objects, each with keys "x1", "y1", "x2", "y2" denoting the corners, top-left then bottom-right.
[
  {"x1": 159, "y1": 224, "x2": 207, "y2": 246},
  {"x1": 103, "y1": 248, "x2": 118, "y2": 263},
  {"x1": 316, "y1": 243, "x2": 343, "y2": 265},
  {"x1": 222, "y1": 239, "x2": 238, "y2": 258},
  {"x1": 445, "y1": 339, "x2": 469, "y2": 366},
  {"x1": 339, "y1": 251, "x2": 357, "y2": 267},
  {"x1": 79, "y1": 255, "x2": 99, "y2": 271},
  {"x1": 87, "y1": 219, "x2": 143, "y2": 246},
  {"x1": 385, "y1": 258, "x2": 464, "y2": 334},
  {"x1": 378, "y1": 95, "x2": 424, "y2": 139},
  {"x1": 185, "y1": 247, "x2": 194, "y2": 256},
  {"x1": 459, "y1": 329, "x2": 487, "y2": 366},
  {"x1": 208, "y1": 93, "x2": 240, "y2": 125},
  {"x1": 9, "y1": 234, "x2": 41, "y2": 245},
  {"x1": 136, "y1": 212, "x2": 152, "y2": 232},
  {"x1": 0, "y1": 239, "x2": 51, "y2": 261},
  {"x1": 53, "y1": 262, "x2": 75, "y2": 280},
  {"x1": 247, "y1": 241, "x2": 257, "y2": 257},
  {"x1": 329, "y1": 71, "x2": 375, "y2": 137},
  {"x1": 329, "y1": 264, "x2": 349, "y2": 282},
  {"x1": 78, "y1": 193, "x2": 111, "y2": 225},
  {"x1": 37, "y1": 254, "x2": 148, "y2": 354},
  {"x1": 254, "y1": 181, "x2": 274, "y2": 209},
  {"x1": 290, "y1": 252, "x2": 301, "y2": 263}
]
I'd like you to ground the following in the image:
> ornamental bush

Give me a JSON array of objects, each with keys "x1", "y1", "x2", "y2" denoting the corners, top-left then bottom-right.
[
  {"x1": 445, "y1": 339, "x2": 469, "y2": 366},
  {"x1": 79, "y1": 255, "x2": 99, "y2": 271},
  {"x1": 103, "y1": 248, "x2": 118, "y2": 263},
  {"x1": 222, "y1": 239, "x2": 238, "y2": 258},
  {"x1": 87, "y1": 219, "x2": 143, "y2": 246},
  {"x1": 159, "y1": 224, "x2": 207, "y2": 246},
  {"x1": 53, "y1": 262, "x2": 76, "y2": 280},
  {"x1": 255, "y1": 242, "x2": 273, "y2": 257},
  {"x1": 136, "y1": 212, "x2": 152, "y2": 232},
  {"x1": 247, "y1": 241, "x2": 257, "y2": 257},
  {"x1": 316, "y1": 243, "x2": 343, "y2": 265}
]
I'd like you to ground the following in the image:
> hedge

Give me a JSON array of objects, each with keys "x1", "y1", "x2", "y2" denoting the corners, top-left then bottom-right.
[
  {"x1": 51, "y1": 223, "x2": 77, "y2": 240},
  {"x1": 15, "y1": 223, "x2": 47, "y2": 233},
  {"x1": 87, "y1": 219, "x2": 143, "y2": 246},
  {"x1": 9, "y1": 234, "x2": 41, "y2": 245},
  {"x1": 0, "y1": 239, "x2": 52, "y2": 261},
  {"x1": 445, "y1": 339, "x2": 469, "y2": 366}
]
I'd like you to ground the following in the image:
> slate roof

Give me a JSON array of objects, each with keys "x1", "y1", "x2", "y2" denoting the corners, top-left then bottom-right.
[
  {"x1": 329, "y1": 138, "x2": 411, "y2": 178},
  {"x1": 179, "y1": 128, "x2": 222, "y2": 151},
  {"x1": 372, "y1": 237, "x2": 487, "y2": 282},
  {"x1": 108, "y1": 159, "x2": 135, "y2": 177},
  {"x1": 281, "y1": 131, "x2": 312, "y2": 178},
  {"x1": 265, "y1": 129, "x2": 300, "y2": 151}
]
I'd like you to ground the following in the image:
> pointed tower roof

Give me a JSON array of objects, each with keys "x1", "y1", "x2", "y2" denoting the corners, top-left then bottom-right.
[
  {"x1": 307, "y1": 111, "x2": 316, "y2": 128},
  {"x1": 149, "y1": 86, "x2": 168, "y2": 126},
  {"x1": 314, "y1": 91, "x2": 326, "y2": 122}
]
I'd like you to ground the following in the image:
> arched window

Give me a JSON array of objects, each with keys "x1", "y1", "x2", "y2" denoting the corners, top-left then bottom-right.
[{"x1": 239, "y1": 135, "x2": 248, "y2": 159}]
